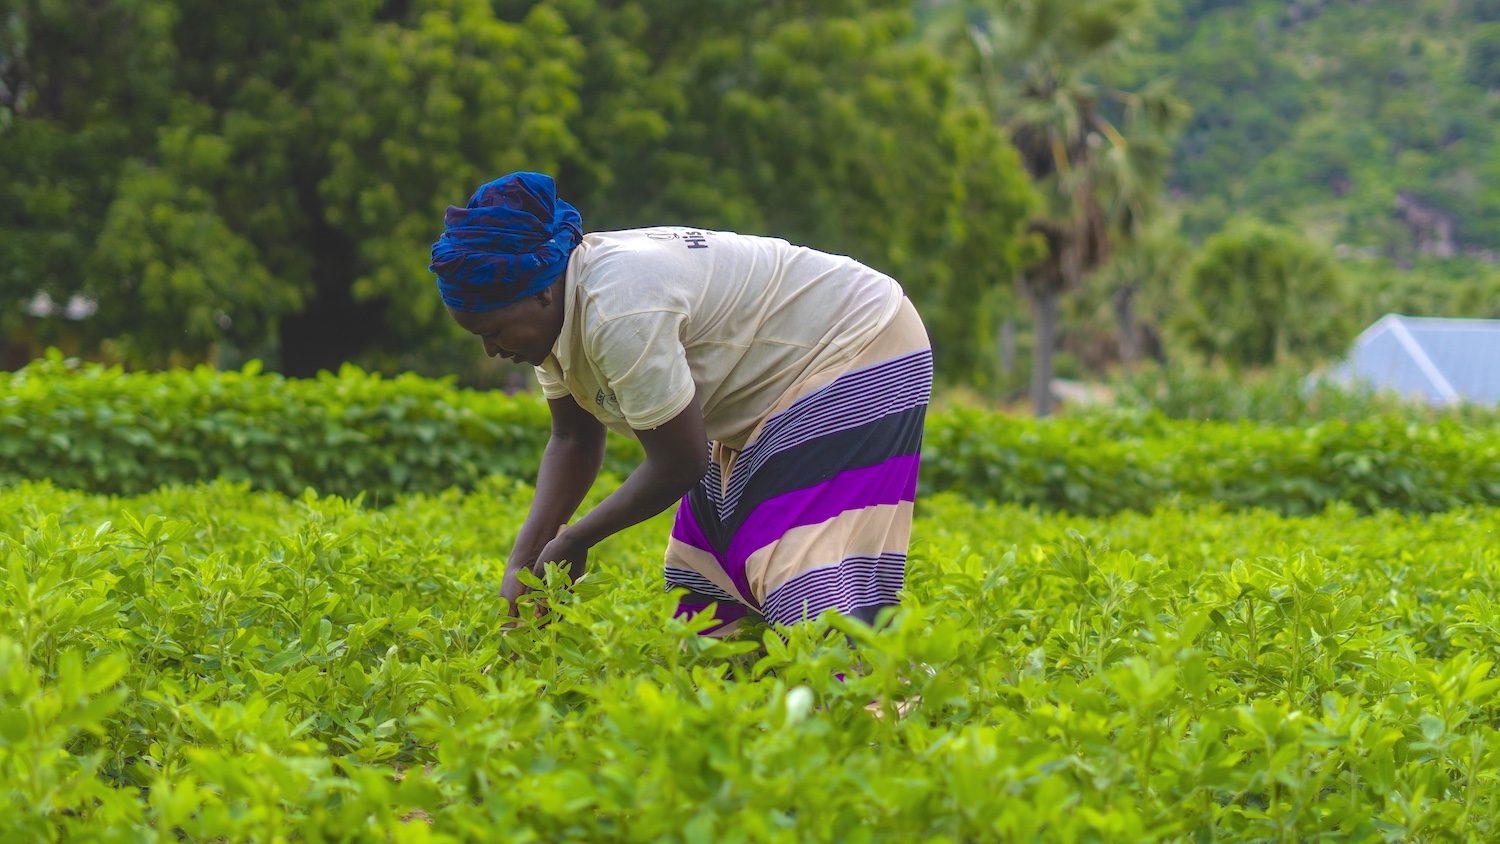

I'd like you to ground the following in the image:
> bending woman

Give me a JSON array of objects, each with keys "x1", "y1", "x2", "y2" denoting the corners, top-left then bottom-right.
[{"x1": 431, "y1": 172, "x2": 932, "y2": 635}]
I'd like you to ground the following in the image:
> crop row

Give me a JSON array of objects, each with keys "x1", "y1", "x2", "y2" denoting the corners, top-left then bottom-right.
[
  {"x1": 5, "y1": 355, "x2": 1499, "y2": 515},
  {"x1": 5, "y1": 479, "x2": 1500, "y2": 839}
]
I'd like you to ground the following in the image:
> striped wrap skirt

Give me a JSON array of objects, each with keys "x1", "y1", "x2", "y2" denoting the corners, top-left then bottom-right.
[{"x1": 664, "y1": 298, "x2": 932, "y2": 634}]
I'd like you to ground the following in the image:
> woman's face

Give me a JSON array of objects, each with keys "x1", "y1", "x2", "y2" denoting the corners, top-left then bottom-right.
[{"x1": 448, "y1": 284, "x2": 565, "y2": 367}]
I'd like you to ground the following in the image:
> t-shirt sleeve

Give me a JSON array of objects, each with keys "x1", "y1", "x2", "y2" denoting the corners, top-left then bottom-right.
[
  {"x1": 533, "y1": 361, "x2": 570, "y2": 400},
  {"x1": 588, "y1": 310, "x2": 696, "y2": 430}
]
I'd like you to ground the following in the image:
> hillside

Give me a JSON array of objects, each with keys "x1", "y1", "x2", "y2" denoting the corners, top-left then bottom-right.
[{"x1": 1158, "y1": 0, "x2": 1500, "y2": 264}]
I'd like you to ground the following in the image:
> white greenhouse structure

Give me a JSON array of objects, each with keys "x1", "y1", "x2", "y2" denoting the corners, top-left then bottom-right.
[{"x1": 1331, "y1": 314, "x2": 1500, "y2": 406}]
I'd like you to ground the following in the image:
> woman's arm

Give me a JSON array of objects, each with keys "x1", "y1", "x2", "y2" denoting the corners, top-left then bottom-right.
[
  {"x1": 531, "y1": 395, "x2": 709, "y2": 581},
  {"x1": 501, "y1": 394, "x2": 608, "y2": 610}
]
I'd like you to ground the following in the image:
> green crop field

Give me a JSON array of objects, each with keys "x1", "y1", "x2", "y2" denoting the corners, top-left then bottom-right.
[
  {"x1": 7, "y1": 480, "x2": 1500, "y2": 840},
  {"x1": 10, "y1": 0, "x2": 1500, "y2": 836},
  {"x1": 5, "y1": 365, "x2": 1500, "y2": 841}
]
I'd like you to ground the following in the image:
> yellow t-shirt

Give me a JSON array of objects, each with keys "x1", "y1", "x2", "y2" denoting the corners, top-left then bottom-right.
[{"x1": 534, "y1": 228, "x2": 904, "y2": 446}]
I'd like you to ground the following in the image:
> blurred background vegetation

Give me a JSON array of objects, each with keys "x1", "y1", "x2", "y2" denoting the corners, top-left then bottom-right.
[{"x1": 2, "y1": 0, "x2": 1497, "y2": 408}]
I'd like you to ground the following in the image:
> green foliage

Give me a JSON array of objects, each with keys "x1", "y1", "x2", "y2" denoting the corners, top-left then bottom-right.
[
  {"x1": 8, "y1": 0, "x2": 1498, "y2": 386},
  {"x1": 0, "y1": 0, "x2": 178, "y2": 349},
  {"x1": 1466, "y1": 24, "x2": 1500, "y2": 90},
  {"x1": 941, "y1": 0, "x2": 1185, "y2": 412},
  {"x1": 1174, "y1": 219, "x2": 1353, "y2": 367},
  {"x1": 1103, "y1": 362, "x2": 1500, "y2": 427},
  {"x1": 1074, "y1": 219, "x2": 1189, "y2": 364},
  {"x1": 5, "y1": 358, "x2": 1499, "y2": 516},
  {"x1": 0, "y1": 640, "x2": 130, "y2": 837},
  {"x1": 923, "y1": 404, "x2": 1500, "y2": 516},
  {"x1": 0, "y1": 353, "x2": 638, "y2": 500},
  {"x1": 308, "y1": 0, "x2": 589, "y2": 353},
  {"x1": 93, "y1": 153, "x2": 293, "y2": 365},
  {"x1": 557, "y1": 0, "x2": 1039, "y2": 381},
  {"x1": 6, "y1": 479, "x2": 1500, "y2": 837},
  {"x1": 1346, "y1": 255, "x2": 1500, "y2": 323},
  {"x1": 0, "y1": 0, "x2": 1035, "y2": 382},
  {"x1": 1158, "y1": 0, "x2": 1500, "y2": 256}
]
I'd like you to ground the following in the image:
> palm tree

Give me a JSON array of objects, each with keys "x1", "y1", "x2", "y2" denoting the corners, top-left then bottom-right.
[{"x1": 962, "y1": 0, "x2": 1183, "y2": 414}]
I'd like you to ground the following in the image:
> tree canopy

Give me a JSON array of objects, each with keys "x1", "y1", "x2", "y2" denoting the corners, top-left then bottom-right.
[
  {"x1": 0, "y1": 0, "x2": 1036, "y2": 382},
  {"x1": 934, "y1": 0, "x2": 1184, "y2": 412},
  {"x1": 1175, "y1": 219, "x2": 1351, "y2": 368},
  {"x1": 6, "y1": 0, "x2": 1498, "y2": 394}
]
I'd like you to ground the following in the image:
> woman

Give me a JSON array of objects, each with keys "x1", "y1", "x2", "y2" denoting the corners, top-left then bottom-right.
[{"x1": 431, "y1": 172, "x2": 932, "y2": 635}]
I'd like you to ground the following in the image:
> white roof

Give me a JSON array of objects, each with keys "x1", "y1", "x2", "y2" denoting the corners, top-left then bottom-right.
[{"x1": 1334, "y1": 314, "x2": 1500, "y2": 405}]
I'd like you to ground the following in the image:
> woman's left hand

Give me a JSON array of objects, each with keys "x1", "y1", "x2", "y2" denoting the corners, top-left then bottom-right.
[
  {"x1": 523, "y1": 395, "x2": 708, "y2": 597},
  {"x1": 532, "y1": 528, "x2": 590, "y2": 583}
]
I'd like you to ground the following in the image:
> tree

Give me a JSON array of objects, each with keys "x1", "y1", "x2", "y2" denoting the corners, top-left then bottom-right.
[
  {"x1": 1090, "y1": 219, "x2": 1187, "y2": 364},
  {"x1": 0, "y1": 0, "x2": 179, "y2": 363},
  {"x1": 296, "y1": 0, "x2": 589, "y2": 375},
  {"x1": 0, "y1": 0, "x2": 1036, "y2": 383},
  {"x1": 1468, "y1": 24, "x2": 1500, "y2": 90},
  {"x1": 962, "y1": 0, "x2": 1183, "y2": 414},
  {"x1": 1348, "y1": 255, "x2": 1500, "y2": 322},
  {"x1": 0, "y1": 0, "x2": 376, "y2": 371},
  {"x1": 540, "y1": 0, "x2": 1038, "y2": 382},
  {"x1": 1174, "y1": 219, "x2": 1353, "y2": 367}
]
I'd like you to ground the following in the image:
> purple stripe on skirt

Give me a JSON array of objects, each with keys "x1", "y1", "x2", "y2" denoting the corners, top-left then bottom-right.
[
  {"x1": 726, "y1": 453, "x2": 921, "y2": 568},
  {"x1": 670, "y1": 500, "x2": 719, "y2": 556},
  {"x1": 672, "y1": 501, "x2": 756, "y2": 601}
]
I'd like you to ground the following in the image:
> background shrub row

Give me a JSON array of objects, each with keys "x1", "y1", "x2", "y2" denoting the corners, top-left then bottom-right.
[
  {"x1": 923, "y1": 407, "x2": 1500, "y2": 515},
  {"x1": 7, "y1": 356, "x2": 1498, "y2": 514}
]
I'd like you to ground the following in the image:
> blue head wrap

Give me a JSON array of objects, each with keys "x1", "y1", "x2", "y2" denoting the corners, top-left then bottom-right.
[{"x1": 429, "y1": 172, "x2": 582, "y2": 313}]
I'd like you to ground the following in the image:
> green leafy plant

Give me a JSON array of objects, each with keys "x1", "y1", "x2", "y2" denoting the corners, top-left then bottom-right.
[
  {"x1": 1098, "y1": 361, "x2": 1500, "y2": 427},
  {"x1": 4, "y1": 479, "x2": 1500, "y2": 838},
  {"x1": 6, "y1": 356, "x2": 1499, "y2": 516}
]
